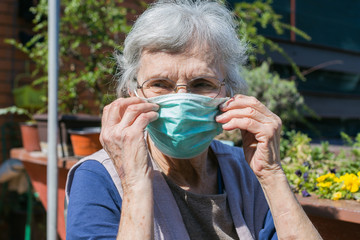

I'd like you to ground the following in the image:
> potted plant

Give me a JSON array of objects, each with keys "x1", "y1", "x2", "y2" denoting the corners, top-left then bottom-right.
[
  {"x1": 0, "y1": 106, "x2": 41, "y2": 152},
  {"x1": 0, "y1": 58, "x2": 46, "y2": 152},
  {"x1": 68, "y1": 127, "x2": 102, "y2": 157},
  {"x1": 5, "y1": 0, "x2": 135, "y2": 157}
]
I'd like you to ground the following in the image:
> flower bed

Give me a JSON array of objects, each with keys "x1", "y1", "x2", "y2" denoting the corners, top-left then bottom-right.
[
  {"x1": 282, "y1": 131, "x2": 360, "y2": 201},
  {"x1": 316, "y1": 172, "x2": 360, "y2": 200}
]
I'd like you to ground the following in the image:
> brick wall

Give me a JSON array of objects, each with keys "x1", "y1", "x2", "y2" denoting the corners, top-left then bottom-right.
[
  {"x1": 0, "y1": 0, "x2": 35, "y2": 162},
  {"x1": 0, "y1": 0, "x2": 151, "y2": 162}
]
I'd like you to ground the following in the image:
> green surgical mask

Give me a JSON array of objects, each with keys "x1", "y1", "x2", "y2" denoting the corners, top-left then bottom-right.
[{"x1": 144, "y1": 93, "x2": 228, "y2": 159}]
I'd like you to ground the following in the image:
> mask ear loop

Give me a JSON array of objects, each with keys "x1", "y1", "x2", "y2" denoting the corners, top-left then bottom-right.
[
  {"x1": 133, "y1": 88, "x2": 150, "y2": 102},
  {"x1": 127, "y1": 78, "x2": 140, "y2": 97}
]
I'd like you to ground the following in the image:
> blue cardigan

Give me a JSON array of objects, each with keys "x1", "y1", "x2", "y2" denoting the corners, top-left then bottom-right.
[{"x1": 66, "y1": 140, "x2": 278, "y2": 239}]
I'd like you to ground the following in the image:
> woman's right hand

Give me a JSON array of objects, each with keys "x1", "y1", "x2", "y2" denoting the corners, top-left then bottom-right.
[{"x1": 100, "y1": 97, "x2": 159, "y2": 193}]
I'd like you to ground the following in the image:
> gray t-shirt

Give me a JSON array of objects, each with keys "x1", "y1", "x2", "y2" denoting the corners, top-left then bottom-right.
[{"x1": 163, "y1": 174, "x2": 239, "y2": 240}]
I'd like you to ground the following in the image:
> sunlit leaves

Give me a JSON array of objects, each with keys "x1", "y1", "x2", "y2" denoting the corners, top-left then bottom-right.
[
  {"x1": 7, "y1": 0, "x2": 132, "y2": 114},
  {"x1": 234, "y1": 0, "x2": 310, "y2": 80}
]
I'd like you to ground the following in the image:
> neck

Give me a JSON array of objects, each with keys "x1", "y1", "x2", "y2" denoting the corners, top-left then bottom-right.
[{"x1": 147, "y1": 137, "x2": 218, "y2": 195}]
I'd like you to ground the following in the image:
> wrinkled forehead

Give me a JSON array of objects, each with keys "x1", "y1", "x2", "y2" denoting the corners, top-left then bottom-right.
[
  {"x1": 137, "y1": 46, "x2": 224, "y2": 81},
  {"x1": 140, "y1": 42, "x2": 223, "y2": 69}
]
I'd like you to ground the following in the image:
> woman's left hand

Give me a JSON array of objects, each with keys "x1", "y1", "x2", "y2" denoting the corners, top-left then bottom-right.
[{"x1": 216, "y1": 94, "x2": 283, "y2": 179}]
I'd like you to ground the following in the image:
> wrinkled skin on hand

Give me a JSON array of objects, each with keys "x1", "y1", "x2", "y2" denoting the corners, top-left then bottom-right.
[
  {"x1": 216, "y1": 94, "x2": 283, "y2": 179},
  {"x1": 99, "y1": 97, "x2": 159, "y2": 192}
]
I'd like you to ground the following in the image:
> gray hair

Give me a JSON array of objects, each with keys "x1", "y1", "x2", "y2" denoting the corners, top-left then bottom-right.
[{"x1": 115, "y1": 0, "x2": 248, "y2": 97}]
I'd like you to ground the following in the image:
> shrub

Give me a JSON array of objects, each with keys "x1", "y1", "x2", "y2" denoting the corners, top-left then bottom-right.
[{"x1": 5, "y1": 0, "x2": 132, "y2": 114}]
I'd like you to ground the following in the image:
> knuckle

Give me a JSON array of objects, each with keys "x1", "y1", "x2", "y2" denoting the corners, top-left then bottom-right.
[
  {"x1": 126, "y1": 104, "x2": 140, "y2": 113},
  {"x1": 112, "y1": 98, "x2": 128, "y2": 109},
  {"x1": 137, "y1": 113, "x2": 149, "y2": 122},
  {"x1": 272, "y1": 115, "x2": 282, "y2": 130},
  {"x1": 233, "y1": 94, "x2": 242, "y2": 99},
  {"x1": 243, "y1": 118, "x2": 252, "y2": 128},
  {"x1": 246, "y1": 107, "x2": 256, "y2": 117},
  {"x1": 111, "y1": 99, "x2": 123, "y2": 107},
  {"x1": 103, "y1": 104, "x2": 110, "y2": 112},
  {"x1": 100, "y1": 132, "x2": 111, "y2": 145},
  {"x1": 119, "y1": 129, "x2": 130, "y2": 140},
  {"x1": 248, "y1": 96, "x2": 260, "y2": 107},
  {"x1": 117, "y1": 130, "x2": 135, "y2": 144}
]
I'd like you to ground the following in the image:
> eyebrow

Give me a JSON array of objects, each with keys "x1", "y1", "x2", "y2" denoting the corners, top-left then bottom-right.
[{"x1": 139, "y1": 75, "x2": 221, "y2": 82}]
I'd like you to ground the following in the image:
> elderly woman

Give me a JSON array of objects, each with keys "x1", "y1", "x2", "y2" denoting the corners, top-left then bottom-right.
[{"x1": 66, "y1": 0, "x2": 322, "y2": 239}]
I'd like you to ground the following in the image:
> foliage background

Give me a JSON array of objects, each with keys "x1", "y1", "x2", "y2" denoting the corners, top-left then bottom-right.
[
  {"x1": 4, "y1": 0, "x2": 359, "y2": 200},
  {"x1": 5, "y1": 0, "x2": 132, "y2": 114}
]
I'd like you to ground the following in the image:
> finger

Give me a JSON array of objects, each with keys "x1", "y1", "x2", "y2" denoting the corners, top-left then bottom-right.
[
  {"x1": 100, "y1": 97, "x2": 145, "y2": 146},
  {"x1": 105, "y1": 97, "x2": 146, "y2": 127},
  {"x1": 128, "y1": 111, "x2": 159, "y2": 131},
  {"x1": 100, "y1": 103, "x2": 112, "y2": 146},
  {"x1": 216, "y1": 107, "x2": 271, "y2": 124},
  {"x1": 220, "y1": 95, "x2": 273, "y2": 117},
  {"x1": 220, "y1": 95, "x2": 281, "y2": 127},
  {"x1": 101, "y1": 104, "x2": 110, "y2": 131},
  {"x1": 119, "y1": 102, "x2": 159, "y2": 129},
  {"x1": 222, "y1": 117, "x2": 275, "y2": 142}
]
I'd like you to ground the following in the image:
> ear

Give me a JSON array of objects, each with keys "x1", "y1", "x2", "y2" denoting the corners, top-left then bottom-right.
[
  {"x1": 128, "y1": 88, "x2": 136, "y2": 97},
  {"x1": 129, "y1": 88, "x2": 143, "y2": 98}
]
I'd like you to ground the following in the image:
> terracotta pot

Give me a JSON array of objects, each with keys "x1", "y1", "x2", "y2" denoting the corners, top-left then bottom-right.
[
  {"x1": 68, "y1": 127, "x2": 102, "y2": 157},
  {"x1": 20, "y1": 122, "x2": 41, "y2": 152},
  {"x1": 34, "y1": 114, "x2": 101, "y2": 157}
]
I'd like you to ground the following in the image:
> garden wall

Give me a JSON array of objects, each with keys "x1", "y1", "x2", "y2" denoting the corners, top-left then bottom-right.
[{"x1": 0, "y1": 0, "x2": 34, "y2": 162}]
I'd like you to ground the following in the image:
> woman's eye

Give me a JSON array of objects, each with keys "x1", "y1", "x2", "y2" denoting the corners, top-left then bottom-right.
[
  {"x1": 191, "y1": 79, "x2": 216, "y2": 89},
  {"x1": 150, "y1": 80, "x2": 173, "y2": 88}
]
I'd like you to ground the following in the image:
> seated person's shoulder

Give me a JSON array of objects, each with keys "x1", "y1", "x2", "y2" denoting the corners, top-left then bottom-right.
[
  {"x1": 69, "y1": 160, "x2": 121, "y2": 207},
  {"x1": 67, "y1": 160, "x2": 122, "y2": 239}
]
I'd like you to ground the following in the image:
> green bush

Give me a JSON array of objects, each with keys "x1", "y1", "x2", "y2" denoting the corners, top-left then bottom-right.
[
  {"x1": 6, "y1": 0, "x2": 132, "y2": 114},
  {"x1": 234, "y1": 0, "x2": 310, "y2": 79},
  {"x1": 242, "y1": 62, "x2": 310, "y2": 126}
]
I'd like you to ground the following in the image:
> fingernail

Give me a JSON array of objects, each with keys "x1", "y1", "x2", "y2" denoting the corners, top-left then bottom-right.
[
  {"x1": 153, "y1": 104, "x2": 160, "y2": 111},
  {"x1": 222, "y1": 122, "x2": 230, "y2": 128},
  {"x1": 215, "y1": 114, "x2": 224, "y2": 121}
]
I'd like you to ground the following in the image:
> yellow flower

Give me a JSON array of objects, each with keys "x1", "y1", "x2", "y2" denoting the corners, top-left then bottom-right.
[
  {"x1": 342, "y1": 173, "x2": 360, "y2": 193},
  {"x1": 316, "y1": 175, "x2": 327, "y2": 182},
  {"x1": 327, "y1": 173, "x2": 336, "y2": 180},
  {"x1": 351, "y1": 184, "x2": 359, "y2": 193},
  {"x1": 317, "y1": 173, "x2": 336, "y2": 183},
  {"x1": 358, "y1": 171, "x2": 360, "y2": 178},
  {"x1": 318, "y1": 181, "x2": 332, "y2": 188},
  {"x1": 334, "y1": 176, "x2": 341, "y2": 183},
  {"x1": 332, "y1": 192, "x2": 342, "y2": 200}
]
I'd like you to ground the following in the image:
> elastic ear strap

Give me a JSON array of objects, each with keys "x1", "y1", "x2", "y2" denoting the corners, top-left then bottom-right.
[
  {"x1": 126, "y1": 79, "x2": 138, "y2": 96},
  {"x1": 134, "y1": 89, "x2": 140, "y2": 97},
  {"x1": 133, "y1": 88, "x2": 149, "y2": 102}
]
